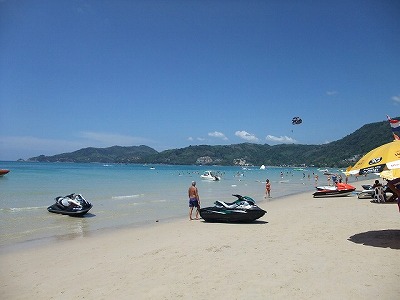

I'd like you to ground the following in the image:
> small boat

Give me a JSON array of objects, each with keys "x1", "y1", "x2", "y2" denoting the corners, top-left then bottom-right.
[
  {"x1": 199, "y1": 194, "x2": 266, "y2": 222},
  {"x1": 0, "y1": 169, "x2": 10, "y2": 176},
  {"x1": 47, "y1": 194, "x2": 92, "y2": 216},
  {"x1": 200, "y1": 171, "x2": 221, "y2": 181},
  {"x1": 313, "y1": 183, "x2": 356, "y2": 198}
]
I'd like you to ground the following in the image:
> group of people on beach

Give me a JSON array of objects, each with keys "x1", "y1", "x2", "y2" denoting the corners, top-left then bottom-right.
[
  {"x1": 373, "y1": 178, "x2": 400, "y2": 211},
  {"x1": 187, "y1": 175, "x2": 400, "y2": 220},
  {"x1": 326, "y1": 174, "x2": 344, "y2": 185}
]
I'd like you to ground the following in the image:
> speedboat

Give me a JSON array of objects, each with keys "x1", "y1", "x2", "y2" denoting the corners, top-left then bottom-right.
[
  {"x1": 313, "y1": 183, "x2": 356, "y2": 198},
  {"x1": 47, "y1": 193, "x2": 92, "y2": 216},
  {"x1": 0, "y1": 169, "x2": 10, "y2": 176},
  {"x1": 199, "y1": 194, "x2": 266, "y2": 222},
  {"x1": 200, "y1": 171, "x2": 221, "y2": 181}
]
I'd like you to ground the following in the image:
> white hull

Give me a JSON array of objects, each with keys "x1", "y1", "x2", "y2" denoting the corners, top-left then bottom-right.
[{"x1": 200, "y1": 171, "x2": 221, "y2": 181}]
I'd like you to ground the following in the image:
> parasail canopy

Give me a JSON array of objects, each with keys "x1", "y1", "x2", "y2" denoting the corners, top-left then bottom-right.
[{"x1": 292, "y1": 117, "x2": 302, "y2": 125}]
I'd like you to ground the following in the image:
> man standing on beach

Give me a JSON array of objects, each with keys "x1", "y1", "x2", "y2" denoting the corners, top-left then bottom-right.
[{"x1": 188, "y1": 181, "x2": 200, "y2": 220}]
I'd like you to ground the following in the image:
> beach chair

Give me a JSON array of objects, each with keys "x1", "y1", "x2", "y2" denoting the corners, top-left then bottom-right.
[{"x1": 374, "y1": 186, "x2": 385, "y2": 203}]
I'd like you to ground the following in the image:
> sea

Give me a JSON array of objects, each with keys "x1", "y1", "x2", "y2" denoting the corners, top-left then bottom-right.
[{"x1": 0, "y1": 161, "x2": 348, "y2": 250}]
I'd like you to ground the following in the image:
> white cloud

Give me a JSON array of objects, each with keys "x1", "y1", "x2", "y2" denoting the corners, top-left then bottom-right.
[
  {"x1": 208, "y1": 131, "x2": 228, "y2": 141},
  {"x1": 266, "y1": 135, "x2": 297, "y2": 144},
  {"x1": 187, "y1": 137, "x2": 194, "y2": 141},
  {"x1": 326, "y1": 91, "x2": 338, "y2": 96},
  {"x1": 392, "y1": 95, "x2": 400, "y2": 103},
  {"x1": 235, "y1": 131, "x2": 259, "y2": 142}
]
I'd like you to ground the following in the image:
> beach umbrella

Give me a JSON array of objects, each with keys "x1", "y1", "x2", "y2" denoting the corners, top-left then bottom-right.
[
  {"x1": 348, "y1": 140, "x2": 400, "y2": 175},
  {"x1": 379, "y1": 168, "x2": 400, "y2": 180},
  {"x1": 343, "y1": 166, "x2": 352, "y2": 177}
]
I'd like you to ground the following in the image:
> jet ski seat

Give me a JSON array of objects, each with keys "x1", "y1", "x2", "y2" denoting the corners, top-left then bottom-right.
[{"x1": 214, "y1": 200, "x2": 237, "y2": 209}]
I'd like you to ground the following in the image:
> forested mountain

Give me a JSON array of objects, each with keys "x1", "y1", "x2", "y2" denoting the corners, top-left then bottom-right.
[
  {"x1": 28, "y1": 119, "x2": 396, "y2": 167},
  {"x1": 29, "y1": 145, "x2": 158, "y2": 164}
]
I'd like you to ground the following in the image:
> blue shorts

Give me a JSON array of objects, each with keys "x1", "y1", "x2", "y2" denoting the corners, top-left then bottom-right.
[{"x1": 189, "y1": 198, "x2": 199, "y2": 208}]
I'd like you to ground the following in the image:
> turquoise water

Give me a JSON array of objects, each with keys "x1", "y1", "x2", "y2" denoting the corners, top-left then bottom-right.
[{"x1": 0, "y1": 161, "x2": 343, "y2": 249}]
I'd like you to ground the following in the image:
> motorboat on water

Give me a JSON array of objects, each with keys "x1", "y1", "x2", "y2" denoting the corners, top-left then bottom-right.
[
  {"x1": 200, "y1": 171, "x2": 221, "y2": 181},
  {"x1": 47, "y1": 193, "x2": 92, "y2": 216},
  {"x1": 0, "y1": 169, "x2": 10, "y2": 176},
  {"x1": 313, "y1": 183, "x2": 356, "y2": 198},
  {"x1": 199, "y1": 194, "x2": 266, "y2": 222}
]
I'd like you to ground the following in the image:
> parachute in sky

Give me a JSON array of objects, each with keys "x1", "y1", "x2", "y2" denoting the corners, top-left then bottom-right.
[{"x1": 292, "y1": 117, "x2": 302, "y2": 125}]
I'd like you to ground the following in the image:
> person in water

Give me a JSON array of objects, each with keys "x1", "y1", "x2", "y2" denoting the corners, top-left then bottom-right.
[
  {"x1": 265, "y1": 179, "x2": 271, "y2": 198},
  {"x1": 188, "y1": 181, "x2": 200, "y2": 220}
]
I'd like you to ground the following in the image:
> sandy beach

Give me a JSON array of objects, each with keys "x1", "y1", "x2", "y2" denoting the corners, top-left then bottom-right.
[{"x1": 1, "y1": 179, "x2": 399, "y2": 299}]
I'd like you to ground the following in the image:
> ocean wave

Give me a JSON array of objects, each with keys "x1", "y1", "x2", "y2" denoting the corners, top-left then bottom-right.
[
  {"x1": 112, "y1": 194, "x2": 144, "y2": 200},
  {"x1": 0, "y1": 206, "x2": 47, "y2": 213},
  {"x1": 150, "y1": 199, "x2": 167, "y2": 203}
]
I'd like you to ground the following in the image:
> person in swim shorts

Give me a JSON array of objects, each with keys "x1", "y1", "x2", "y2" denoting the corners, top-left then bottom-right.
[{"x1": 188, "y1": 181, "x2": 200, "y2": 220}]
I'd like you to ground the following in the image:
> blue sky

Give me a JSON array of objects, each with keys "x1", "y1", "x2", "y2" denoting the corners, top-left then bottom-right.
[{"x1": 1, "y1": 0, "x2": 399, "y2": 161}]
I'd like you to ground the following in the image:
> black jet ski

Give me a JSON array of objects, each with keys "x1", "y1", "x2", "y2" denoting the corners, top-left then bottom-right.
[
  {"x1": 199, "y1": 194, "x2": 266, "y2": 223},
  {"x1": 357, "y1": 185, "x2": 375, "y2": 199},
  {"x1": 47, "y1": 193, "x2": 92, "y2": 216},
  {"x1": 357, "y1": 184, "x2": 393, "y2": 200}
]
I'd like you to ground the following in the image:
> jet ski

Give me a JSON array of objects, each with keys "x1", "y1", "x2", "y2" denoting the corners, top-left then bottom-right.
[
  {"x1": 199, "y1": 194, "x2": 266, "y2": 222},
  {"x1": 47, "y1": 193, "x2": 92, "y2": 216},
  {"x1": 313, "y1": 183, "x2": 356, "y2": 198},
  {"x1": 357, "y1": 184, "x2": 375, "y2": 199},
  {"x1": 357, "y1": 184, "x2": 393, "y2": 200}
]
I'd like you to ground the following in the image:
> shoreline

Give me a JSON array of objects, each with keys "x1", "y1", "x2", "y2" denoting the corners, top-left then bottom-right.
[
  {"x1": 0, "y1": 176, "x2": 349, "y2": 253},
  {"x1": 1, "y1": 179, "x2": 399, "y2": 299},
  {"x1": 1, "y1": 163, "x2": 346, "y2": 249}
]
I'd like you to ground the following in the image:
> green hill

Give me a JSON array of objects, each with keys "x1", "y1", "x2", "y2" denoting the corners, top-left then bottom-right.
[
  {"x1": 28, "y1": 119, "x2": 396, "y2": 167},
  {"x1": 29, "y1": 145, "x2": 158, "y2": 163}
]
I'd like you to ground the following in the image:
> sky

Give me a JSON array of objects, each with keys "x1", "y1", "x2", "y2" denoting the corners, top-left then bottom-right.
[{"x1": 1, "y1": 0, "x2": 399, "y2": 161}]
